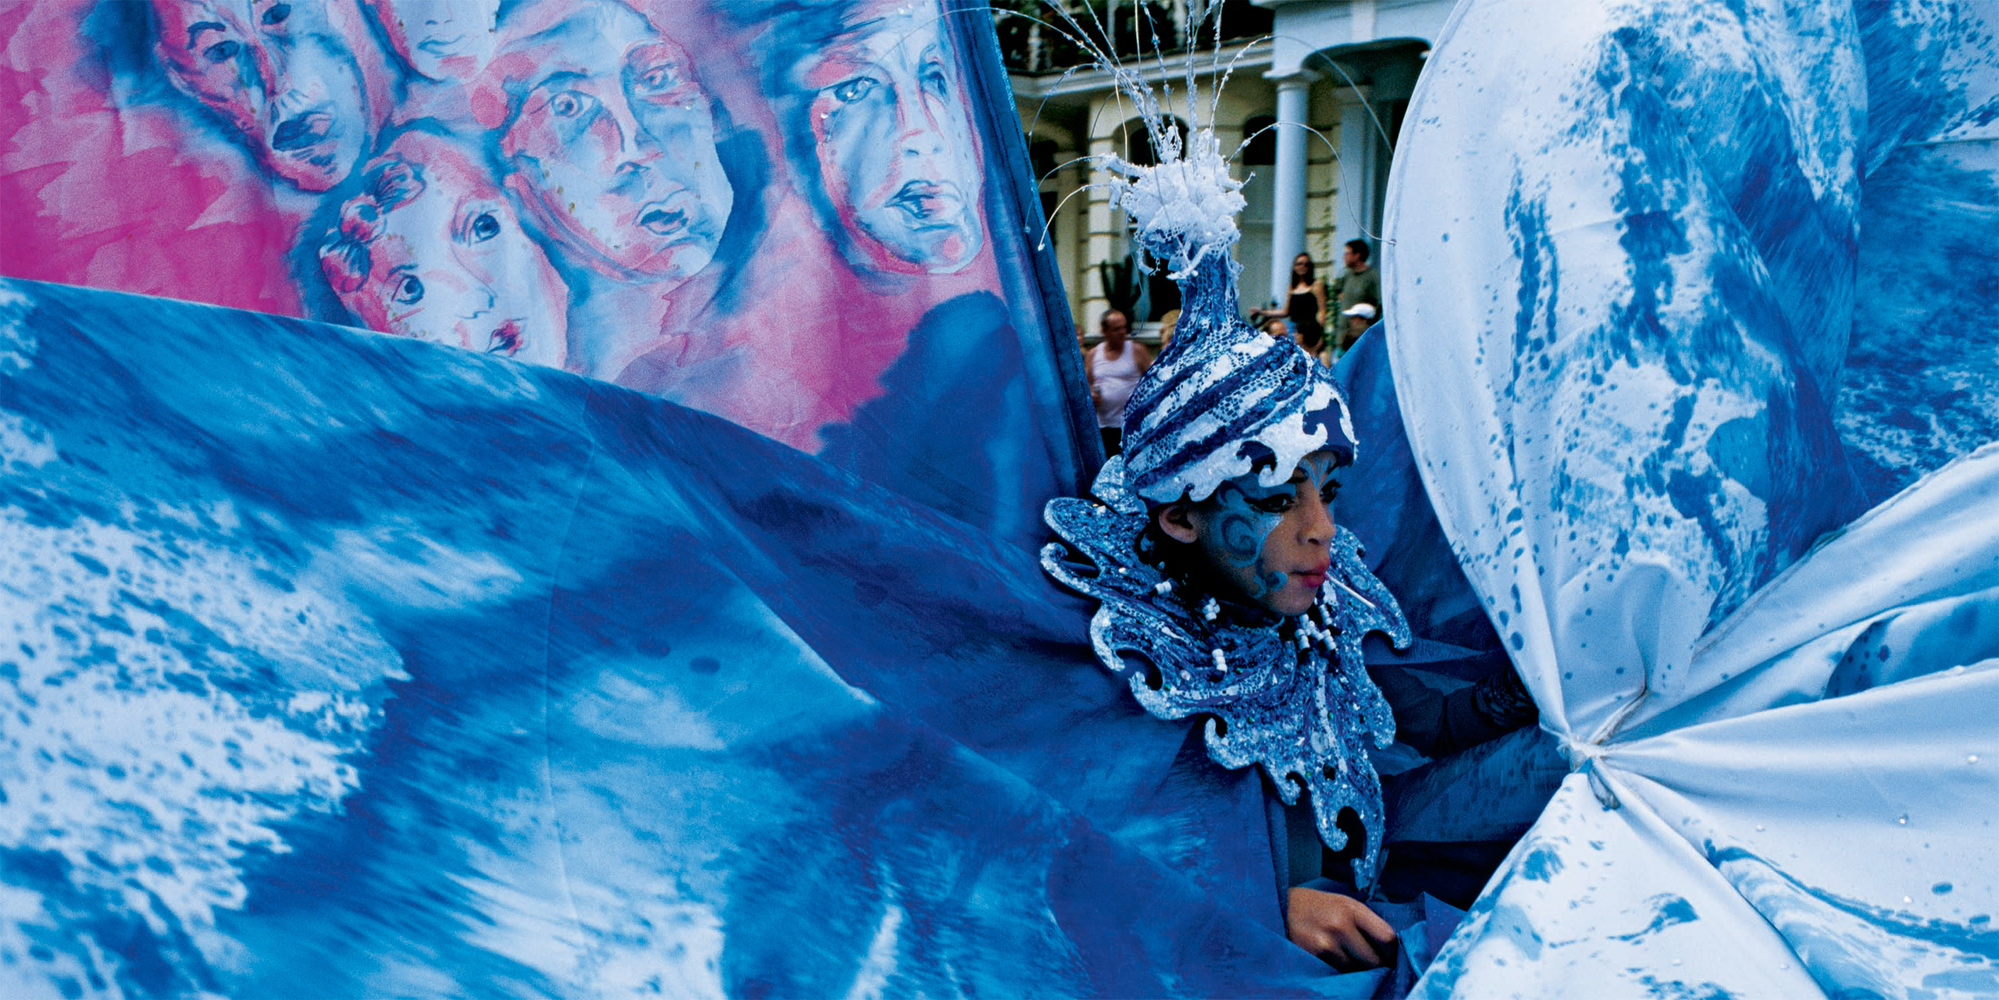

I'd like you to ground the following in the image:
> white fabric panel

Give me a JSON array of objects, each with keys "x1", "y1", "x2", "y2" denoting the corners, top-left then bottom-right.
[
  {"x1": 1380, "y1": 0, "x2": 1863, "y2": 746},
  {"x1": 1386, "y1": 0, "x2": 1999, "y2": 993},
  {"x1": 1614, "y1": 661, "x2": 1999, "y2": 997},
  {"x1": 1412, "y1": 775, "x2": 1825, "y2": 999},
  {"x1": 1627, "y1": 444, "x2": 1999, "y2": 739},
  {"x1": 1408, "y1": 429, "x2": 1999, "y2": 997}
]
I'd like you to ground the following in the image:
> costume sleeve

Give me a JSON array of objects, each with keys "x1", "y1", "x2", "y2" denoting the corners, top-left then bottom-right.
[{"x1": 1367, "y1": 660, "x2": 1537, "y2": 759}]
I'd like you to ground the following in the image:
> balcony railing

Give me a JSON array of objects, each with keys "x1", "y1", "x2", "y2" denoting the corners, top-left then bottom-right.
[{"x1": 991, "y1": 0, "x2": 1273, "y2": 76}]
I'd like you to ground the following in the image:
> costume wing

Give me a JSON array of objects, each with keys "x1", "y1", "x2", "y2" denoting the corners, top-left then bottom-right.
[
  {"x1": 1379, "y1": 0, "x2": 1999, "y2": 993},
  {"x1": 0, "y1": 278, "x2": 1374, "y2": 997}
]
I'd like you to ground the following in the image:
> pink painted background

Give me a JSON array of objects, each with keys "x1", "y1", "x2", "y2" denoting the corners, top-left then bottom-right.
[{"x1": 0, "y1": 0, "x2": 1028, "y2": 454}]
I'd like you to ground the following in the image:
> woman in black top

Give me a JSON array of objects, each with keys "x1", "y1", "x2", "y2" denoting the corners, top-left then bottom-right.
[{"x1": 1261, "y1": 252, "x2": 1327, "y2": 354}]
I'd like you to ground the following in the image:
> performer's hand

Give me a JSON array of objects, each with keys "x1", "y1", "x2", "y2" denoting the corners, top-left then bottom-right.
[{"x1": 1285, "y1": 887, "x2": 1397, "y2": 970}]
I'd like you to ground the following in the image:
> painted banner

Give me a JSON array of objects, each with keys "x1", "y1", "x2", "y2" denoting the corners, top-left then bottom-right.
[{"x1": 0, "y1": 0, "x2": 1094, "y2": 550}]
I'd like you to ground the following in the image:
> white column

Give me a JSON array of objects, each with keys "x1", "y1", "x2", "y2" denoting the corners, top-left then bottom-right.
[
  {"x1": 1336, "y1": 95, "x2": 1375, "y2": 245},
  {"x1": 1269, "y1": 73, "x2": 1314, "y2": 305}
]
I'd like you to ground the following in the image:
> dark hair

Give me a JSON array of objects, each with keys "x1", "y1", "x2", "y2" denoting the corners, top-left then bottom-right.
[
  {"x1": 1344, "y1": 238, "x2": 1371, "y2": 263},
  {"x1": 318, "y1": 153, "x2": 428, "y2": 295},
  {"x1": 83, "y1": 1, "x2": 216, "y2": 121},
  {"x1": 1291, "y1": 253, "x2": 1316, "y2": 285},
  {"x1": 1138, "y1": 513, "x2": 1202, "y2": 590}
]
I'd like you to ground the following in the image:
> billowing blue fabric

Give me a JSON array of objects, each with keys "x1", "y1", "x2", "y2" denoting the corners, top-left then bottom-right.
[
  {"x1": 0, "y1": 0, "x2": 1102, "y2": 559},
  {"x1": 7, "y1": 0, "x2": 1998, "y2": 993},
  {"x1": 1377, "y1": 0, "x2": 1999, "y2": 994},
  {"x1": 0, "y1": 278, "x2": 1380, "y2": 997}
]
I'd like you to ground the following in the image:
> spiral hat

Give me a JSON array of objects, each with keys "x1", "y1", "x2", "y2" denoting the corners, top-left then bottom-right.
[{"x1": 1109, "y1": 131, "x2": 1356, "y2": 505}]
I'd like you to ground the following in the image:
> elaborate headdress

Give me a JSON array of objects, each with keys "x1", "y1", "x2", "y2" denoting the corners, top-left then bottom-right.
[
  {"x1": 1110, "y1": 129, "x2": 1357, "y2": 505},
  {"x1": 1041, "y1": 112, "x2": 1406, "y2": 887}
]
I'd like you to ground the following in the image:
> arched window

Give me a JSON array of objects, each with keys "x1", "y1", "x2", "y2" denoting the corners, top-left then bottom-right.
[
  {"x1": 1028, "y1": 136, "x2": 1061, "y2": 181},
  {"x1": 1241, "y1": 114, "x2": 1277, "y2": 166},
  {"x1": 1120, "y1": 116, "x2": 1188, "y2": 167}
]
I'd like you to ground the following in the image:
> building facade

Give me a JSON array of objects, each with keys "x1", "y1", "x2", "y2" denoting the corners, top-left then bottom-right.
[{"x1": 1006, "y1": 0, "x2": 1455, "y2": 336}]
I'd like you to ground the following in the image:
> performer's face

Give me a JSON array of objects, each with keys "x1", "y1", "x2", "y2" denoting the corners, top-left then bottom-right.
[
  {"x1": 501, "y1": 0, "x2": 732, "y2": 282},
  {"x1": 337, "y1": 134, "x2": 569, "y2": 369},
  {"x1": 150, "y1": 0, "x2": 372, "y2": 191},
  {"x1": 1161, "y1": 452, "x2": 1342, "y2": 617},
  {"x1": 800, "y1": 1, "x2": 982, "y2": 274}
]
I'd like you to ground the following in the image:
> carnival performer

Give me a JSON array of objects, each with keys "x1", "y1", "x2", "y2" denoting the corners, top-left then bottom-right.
[{"x1": 1042, "y1": 126, "x2": 1412, "y2": 971}]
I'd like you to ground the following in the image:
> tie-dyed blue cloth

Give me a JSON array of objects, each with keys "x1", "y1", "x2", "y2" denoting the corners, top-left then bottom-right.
[{"x1": 0, "y1": 278, "x2": 1382, "y2": 996}]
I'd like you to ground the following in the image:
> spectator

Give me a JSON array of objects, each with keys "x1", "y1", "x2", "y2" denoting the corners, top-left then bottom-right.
[
  {"x1": 1255, "y1": 252, "x2": 1326, "y2": 354},
  {"x1": 1340, "y1": 302, "x2": 1378, "y2": 353},
  {"x1": 1086, "y1": 309, "x2": 1151, "y2": 456},
  {"x1": 1330, "y1": 239, "x2": 1381, "y2": 351}
]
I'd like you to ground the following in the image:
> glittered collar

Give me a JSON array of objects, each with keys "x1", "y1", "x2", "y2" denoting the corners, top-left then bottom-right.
[{"x1": 1040, "y1": 457, "x2": 1411, "y2": 887}]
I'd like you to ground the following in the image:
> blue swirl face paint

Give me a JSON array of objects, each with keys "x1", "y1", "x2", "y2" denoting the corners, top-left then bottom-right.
[{"x1": 1193, "y1": 451, "x2": 1342, "y2": 614}]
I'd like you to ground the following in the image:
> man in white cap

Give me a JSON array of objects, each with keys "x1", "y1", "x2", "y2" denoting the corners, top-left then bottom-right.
[
  {"x1": 1339, "y1": 301, "x2": 1378, "y2": 356},
  {"x1": 1329, "y1": 238, "x2": 1381, "y2": 352}
]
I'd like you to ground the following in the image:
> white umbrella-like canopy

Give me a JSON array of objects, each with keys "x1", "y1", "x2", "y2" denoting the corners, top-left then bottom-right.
[{"x1": 1384, "y1": 0, "x2": 1999, "y2": 993}]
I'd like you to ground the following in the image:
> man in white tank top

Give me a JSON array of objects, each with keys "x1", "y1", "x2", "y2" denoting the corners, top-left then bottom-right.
[{"x1": 1084, "y1": 309, "x2": 1152, "y2": 456}]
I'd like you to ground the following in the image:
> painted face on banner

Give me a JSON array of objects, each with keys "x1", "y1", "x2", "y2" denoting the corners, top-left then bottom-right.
[
  {"x1": 148, "y1": 0, "x2": 374, "y2": 191},
  {"x1": 800, "y1": 0, "x2": 984, "y2": 275},
  {"x1": 500, "y1": 0, "x2": 733, "y2": 283},
  {"x1": 324, "y1": 131, "x2": 569, "y2": 368},
  {"x1": 367, "y1": 0, "x2": 501, "y2": 80}
]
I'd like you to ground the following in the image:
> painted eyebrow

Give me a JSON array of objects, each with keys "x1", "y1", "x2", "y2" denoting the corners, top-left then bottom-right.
[
  {"x1": 451, "y1": 199, "x2": 495, "y2": 243},
  {"x1": 531, "y1": 70, "x2": 589, "y2": 91},
  {"x1": 185, "y1": 21, "x2": 227, "y2": 52}
]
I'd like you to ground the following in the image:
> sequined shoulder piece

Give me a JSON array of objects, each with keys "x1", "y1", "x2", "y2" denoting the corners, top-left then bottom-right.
[{"x1": 1040, "y1": 457, "x2": 1413, "y2": 886}]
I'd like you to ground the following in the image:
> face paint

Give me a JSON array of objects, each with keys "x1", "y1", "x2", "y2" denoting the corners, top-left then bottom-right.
[
  {"x1": 1192, "y1": 451, "x2": 1342, "y2": 614},
  {"x1": 1204, "y1": 479, "x2": 1289, "y2": 600}
]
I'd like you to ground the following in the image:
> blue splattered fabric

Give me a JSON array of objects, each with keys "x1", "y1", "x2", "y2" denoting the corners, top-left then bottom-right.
[{"x1": 1368, "y1": 0, "x2": 1999, "y2": 994}]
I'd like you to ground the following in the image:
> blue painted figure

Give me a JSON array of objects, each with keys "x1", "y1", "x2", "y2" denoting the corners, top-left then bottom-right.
[
  {"x1": 495, "y1": 0, "x2": 734, "y2": 285},
  {"x1": 144, "y1": 0, "x2": 386, "y2": 191},
  {"x1": 776, "y1": 0, "x2": 985, "y2": 276},
  {"x1": 1042, "y1": 126, "x2": 1414, "y2": 972}
]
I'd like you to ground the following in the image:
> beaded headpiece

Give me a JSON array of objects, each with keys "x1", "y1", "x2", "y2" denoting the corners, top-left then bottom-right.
[
  {"x1": 1042, "y1": 117, "x2": 1405, "y2": 887},
  {"x1": 1108, "y1": 130, "x2": 1356, "y2": 505}
]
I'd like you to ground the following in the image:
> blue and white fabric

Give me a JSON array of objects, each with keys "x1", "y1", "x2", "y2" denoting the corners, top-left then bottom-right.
[{"x1": 1360, "y1": 0, "x2": 1999, "y2": 993}]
